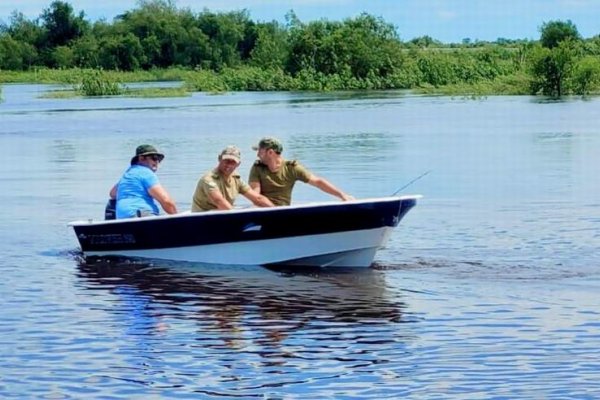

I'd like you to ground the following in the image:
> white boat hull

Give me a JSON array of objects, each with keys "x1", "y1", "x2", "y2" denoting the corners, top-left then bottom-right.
[{"x1": 84, "y1": 227, "x2": 394, "y2": 267}]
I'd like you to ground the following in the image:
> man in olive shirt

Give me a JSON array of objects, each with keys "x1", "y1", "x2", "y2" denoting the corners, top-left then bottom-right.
[
  {"x1": 248, "y1": 137, "x2": 354, "y2": 206},
  {"x1": 192, "y1": 146, "x2": 274, "y2": 212}
]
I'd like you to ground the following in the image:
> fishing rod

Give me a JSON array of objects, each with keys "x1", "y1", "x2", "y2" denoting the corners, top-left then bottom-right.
[{"x1": 391, "y1": 170, "x2": 431, "y2": 196}]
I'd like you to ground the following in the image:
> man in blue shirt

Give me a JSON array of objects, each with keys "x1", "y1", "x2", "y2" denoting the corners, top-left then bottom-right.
[{"x1": 109, "y1": 144, "x2": 178, "y2": 219}]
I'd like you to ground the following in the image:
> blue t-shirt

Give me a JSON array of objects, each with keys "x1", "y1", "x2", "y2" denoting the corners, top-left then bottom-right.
[{"x1": 116, "y1": 164, "x2": 160, "y2": 218}]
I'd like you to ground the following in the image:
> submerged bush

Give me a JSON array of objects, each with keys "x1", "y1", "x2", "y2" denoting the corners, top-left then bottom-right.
[
  {"x1": 184, "y1": 69, "x2": 228, "y2": 92},
  {"x1": 79, "y1": 70, "x2": 123, "y2": 96},
  {"x1": 221, "y1": 67, "x2": 292, "y2": 91}
]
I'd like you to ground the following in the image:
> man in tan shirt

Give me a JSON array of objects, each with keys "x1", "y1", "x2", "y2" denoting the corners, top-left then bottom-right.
[
  {"x1": 192, "y1": 146, "x2": 274, "y2": 212},
  {"x1": 248, "y1": 137, "x2": 354, "y2": 206}
]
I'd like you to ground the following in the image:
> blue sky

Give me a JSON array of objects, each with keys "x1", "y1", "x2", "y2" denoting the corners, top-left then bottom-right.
[{"x1": 1, "y1": 0, "x2": 599, "y2": 43}]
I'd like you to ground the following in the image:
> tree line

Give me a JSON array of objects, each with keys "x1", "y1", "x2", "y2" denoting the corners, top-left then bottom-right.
[{"x1": 1, "y1": 0, "x2": 600, "y2": 96}]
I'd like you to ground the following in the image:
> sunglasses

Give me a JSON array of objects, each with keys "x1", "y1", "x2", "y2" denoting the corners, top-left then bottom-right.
[{"x1": 146, "y1": 154, "x2": 162, "y2": 162}]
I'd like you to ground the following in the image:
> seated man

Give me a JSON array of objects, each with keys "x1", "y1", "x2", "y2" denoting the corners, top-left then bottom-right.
[
  {"x1": 248, "y1": 137, "x2": 354, "y2": 206},
  {"x1": 192, "y1": 145, "x2": 274, "y2": 212},
  {"x1": 110, "y1": 144, "x2": 178, "y2": 219}
]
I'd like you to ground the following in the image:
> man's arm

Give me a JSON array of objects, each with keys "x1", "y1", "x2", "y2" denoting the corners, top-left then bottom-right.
[
  {"x1": 243, "y1": 188, "x2": 274, "y2": 207},
  {"x1": 307, "y1": 175, "x2": 354, "y2": 201},
  {"x1": 249, "y1": 181, "x2": 261, "y2": 193},
  {"x1": 206, "y1": 188, "x2": 234, "y2": 210},
  {"x1": 109, "y1": 184, "x2": 117, "y2": 199},
  {"x1": 148, "y1": 184, "x2": 178, "y2": 214},
  {"x1": 248, "y1": 165, "x2": 262, "y2": 194}
]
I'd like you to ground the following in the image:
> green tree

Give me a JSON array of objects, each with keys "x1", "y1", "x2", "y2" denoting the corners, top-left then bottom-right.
[
  {"x1": 97, "y1": 33, "x2": 144, "y2": 70},
  {"x1": 529, "y1": 20, "x2": 582, "y2": 97},
  {"x1": 115, "y1": 0, "x2": 210, "y2": 68},
  {"x1": 529, "y1": 41, "x2": 578, "y2": 97},
  {"x1": 249, "y1": 22, "x2": 288, "y2": 69},
  {"x1": 417, "y1": 52, "x2": 455, "y2": 86},
  {"x1": 176, "y1": 26, "x2": 210, "y2": 67},
  {"x1": 571, "y1": 56, "x2": 600, "y2": 95},
  {"x1": 286, "y1": 13, "x2": 403, "y2": 81},
  {"x1": 115, "y1": 0, "x2": 175, "y2": 67},
  {"x1": 286, "y1": 16, "x2": 326, "y2": 74},
  {"x1": 539, "y1": 20, "x2": 580, "y2": 49},
  {"x1": 41, "y1": 1, "x2": 88, "y2": 48},
  {"x1": 408, "y1": 35, "x2": 441, "y2": 48},
  {"x1": 336, "y1": 14, "x2": 403, "y2": 79},
  {"x1": 0, "y1": 34, "x2": 37, "y2": 69},
  {"x1": 196, "y1": 10, "x2": 248, "y2": 70},
  {"x1": 6, "y1": 11, "x2": 45, "y2": 49},
  {"x1": 582, "y1": 35, "x2": 600, "y2": 55},
  {"x1": 0, "y1": 35, "x2": 24, "y2": 69},
  {"x1": 51, "y1": 45, "x2": 74, "y2": 68},
  {"x1": 71, "y1": 35, "x2": 99, "y2": 67}
]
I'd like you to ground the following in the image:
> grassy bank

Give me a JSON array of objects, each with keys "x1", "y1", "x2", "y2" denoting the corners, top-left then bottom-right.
[
  {"x1": 41, "y1": 86, "x2": 191, "y2": 99},
  {"x1": 0, "y1": 68, "x2": 191, "y2": 85},
  {"x1": 0, "y1": 67, "x2": 535, "y2": 96},
  {"x1": 3, "y1": 67, "x2": 598, "y2": 97},
  {"x1": 10, "y1": 69, "x2": 192, "y2": 98}
]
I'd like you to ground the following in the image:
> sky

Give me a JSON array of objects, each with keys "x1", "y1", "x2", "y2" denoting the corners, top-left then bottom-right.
[{"x1": 1, "y1": 0, "x2": 599, "y2": 43}]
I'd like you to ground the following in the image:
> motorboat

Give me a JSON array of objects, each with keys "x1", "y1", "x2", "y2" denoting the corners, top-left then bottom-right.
[{"x1": 69, "y1": 195, "x2": 420, "y2": 268}]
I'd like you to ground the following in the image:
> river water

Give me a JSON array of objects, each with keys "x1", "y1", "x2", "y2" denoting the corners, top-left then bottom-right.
[{"x1": 1, "y1": 84, "x2": 599, "y2": 398}]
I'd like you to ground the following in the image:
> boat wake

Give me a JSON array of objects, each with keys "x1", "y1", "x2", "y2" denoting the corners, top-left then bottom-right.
[{"x1": 373, "y1": 257, "x2": 600, "y2": 281}]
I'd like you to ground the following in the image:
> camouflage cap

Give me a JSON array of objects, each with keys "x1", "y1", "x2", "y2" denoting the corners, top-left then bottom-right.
[
  {"x1": 219, "y1": 145, "x2": 241, "y2": 163},
  {"x1": 252, "y1": 137, "x2": 283, "y2": 154}
]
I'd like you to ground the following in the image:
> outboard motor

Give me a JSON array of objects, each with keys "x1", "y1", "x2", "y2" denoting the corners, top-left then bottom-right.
[{"x1": 105, "y1": 199, "x2": 116, "y2": 220}]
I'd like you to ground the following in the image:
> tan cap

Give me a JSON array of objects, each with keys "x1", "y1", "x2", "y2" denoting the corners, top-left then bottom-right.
[{"x1": 219, "y1": 145, "x2": 241, "y2": 163}]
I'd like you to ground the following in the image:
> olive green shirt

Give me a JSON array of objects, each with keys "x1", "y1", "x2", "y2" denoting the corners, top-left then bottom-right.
[
  {"x1": 248, "y1": 160, "x2": 312, "y2": 206},
  {"x1": 192, "y1": 169, "x2": 250, "y2": 212}
]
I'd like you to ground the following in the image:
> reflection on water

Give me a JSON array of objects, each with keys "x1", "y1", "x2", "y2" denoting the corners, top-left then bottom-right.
[
  {"x1": 77, "y1": 256, "x2": 406, "y2": 327},
  {"x1": 65, "y1": 258, "x2": 414, "y2": 397}
]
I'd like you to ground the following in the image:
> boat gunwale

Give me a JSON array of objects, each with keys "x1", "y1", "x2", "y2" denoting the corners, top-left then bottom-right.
[{"x1": 68, "y1": 195, "x2": 422, "y2": 227}]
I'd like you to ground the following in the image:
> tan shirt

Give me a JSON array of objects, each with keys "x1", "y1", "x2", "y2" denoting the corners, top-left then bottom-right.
[
  {"x1": 192, "y1": 169, "x2": 250, "y2": 212},
  {"x1": 248, "y1": 160, "x2": 311, "y2": 206}
]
